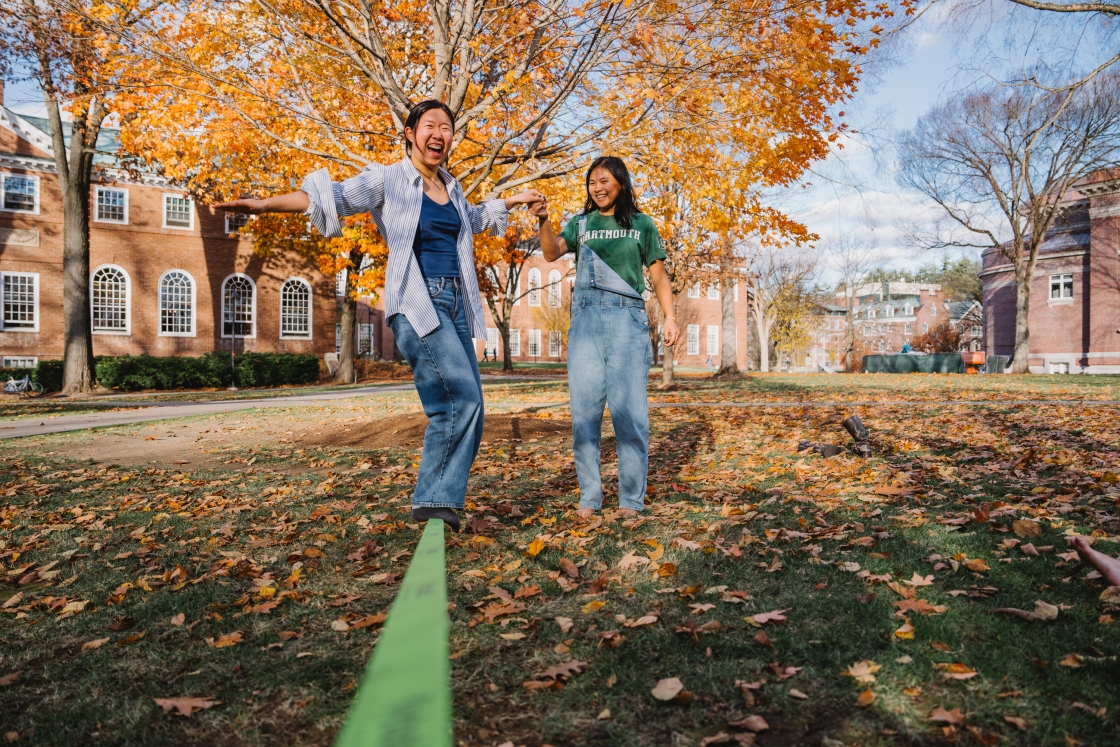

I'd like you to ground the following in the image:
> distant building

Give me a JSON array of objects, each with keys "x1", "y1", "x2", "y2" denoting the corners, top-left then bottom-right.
[
  {"x1": 0, "y1": 83, "x2": 336, "y2": 369},
  {"x1": 831, "y1": 282, "x2": 984, "y2": 359},
  {"x1": 981, "y1": 170, "x2": 1120, "y2": 373}
]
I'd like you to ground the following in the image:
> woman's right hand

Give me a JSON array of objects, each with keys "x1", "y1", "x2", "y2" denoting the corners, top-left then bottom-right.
[{"x1": 212, "y1": 198, "x2": 269, "y2": 215}]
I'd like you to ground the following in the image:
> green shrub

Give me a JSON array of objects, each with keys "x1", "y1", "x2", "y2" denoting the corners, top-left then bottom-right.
[
  {"x1": 94, "y1": 353, "x2": 322, "y2": 391},
  {"x1": 32, "y1": 359, "x2": 64, "y2": 392}
]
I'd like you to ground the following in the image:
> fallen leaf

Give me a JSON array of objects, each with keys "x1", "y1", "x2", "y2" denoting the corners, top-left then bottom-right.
[
  {"x1": 277, "y1": 631, "x2": 303, "y2": 641},
  {"x1": 991, "y1": 600, "x2": 1059, "y2": 622},
  {"x1": 857, "y1": 690, "x2": 876, "y2": 707},
  {"x1": 116, "y1": 631, "x2": 146, "y2": 646},
  {"x1": 934, "y1": 663, "x2": 978, "y2": 680},
  {"x1": 581, "y1": 600, "x2": 605, "y2": 614},
  {"x1": 788, "y1": 688, "x2": 809, "y2": 699},
  {"x1": 82, "y1": 637, "x2": 110, "y2": 651},
  {"x1": 153, "y1": 697, "x2": 219, "y2": 717},
  {"x1": 1004, "y1": 716, "x2": 1028, "y2": 731},
  {"x1": 540, "y1": 659, "x2": 587, "y2": 681},
  {"x1": 206, "y1": 631, "x2": 243, "y2": 648},
  {"x1": 1058, "y1": 654, "x2": 1084, "y2": 668},
  {"x1": 651, "y1": 677, "x2": 684, "y2": 701},
  {"x1": 751, "y1": 609, "x2": 788, "y2": 625},
  {"x1": 618, "y1": 552, "x2": 650, "y2": 571},
  {"x1": 500, "y1": 631, "x2": 527, "y2": 641},
  {"x1": 0, "y1": 672, "x2": 20, "y2": 687},
  {"x1": 1101, "y1": 586, "x2": 1120, "y2": 603},
  {"x1": 905, "y1": 573, "x2": 934, "y2": 587},
  {"x1": 698, "y1": 733, "x2": 733, "y2": 746},
  {"x1": 928, "y1": 707, "x2": 965, "y2": 725},
  {"x1": 597, "y1": 708, "x2": 610, "y2": 720},
  {"x1": 606, "y1": 673, "x2": 618, "y2": 688},
  {"x1": 843, "y1": 660, "x2": 881, "y2": 684},
  {"x1": 514, "y1": 584, "x2": 541, "y2": 599},
  {"x1": 1020, "y1": 543, "x2": 1040, "y2": 557},
  {"x1": 690, "y1": 603, "x2": 716, "y2": 615},
  {"x1": 526, "y1": 539, "x2": 545, "y2": 557},
  {"x1": 894, "y1": 621, "x2": 915, "y2": 639},
  {"x1": 556, "y1": 616, "x2": 574, "y2": 633},
  {"x1": 1012, "y1": 520, "x2": 1042, "y2": 538},
  {"x1": 560, "y1": 558, "x2": 580, "y2": 579},
  {"x1": 331, "y1": 620, "x2": 350, "y2": 632},
  {"x1": 655, "y1": 563, "x2": 678, "y2": 578},
  {"x1": 964, "y1": 558, "x2": 990, "y2": 572},
  {"x1": 625, "y1": 615, "x2": 659, "y2": 628},
  {"x1": 728, "y1": 714, "x2": 769, "y2": 732},
  {"x1": 170, "y1": 613, "x2": 185, "y2": 627},
  {"x1": 753, "y1": 630, "x2": 773, "y2": 647}
]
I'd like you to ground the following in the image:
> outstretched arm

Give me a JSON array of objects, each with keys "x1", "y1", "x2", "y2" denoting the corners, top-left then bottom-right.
[
  {"x1": 528, "y1": 195, "x2": 569, "y2": 262},
  {"x1": 213, "y1": 191, "x2": 310, "y2": 214}
]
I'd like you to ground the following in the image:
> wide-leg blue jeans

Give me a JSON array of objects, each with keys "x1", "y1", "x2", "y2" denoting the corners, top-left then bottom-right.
[
  {"x1": 388, "y1": 277, "x2": 483, "y2": 509},
  {"x1": 567, "y1": 287, "x2": 653, "y2": 511}
]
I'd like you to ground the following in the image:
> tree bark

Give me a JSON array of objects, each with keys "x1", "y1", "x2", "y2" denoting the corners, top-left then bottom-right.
[
  {"x1": 755, "y1": 313, "x2": 772, "y2": 373},
  {"x1": 1011, "y1": 261, "x2": 1033, "y2": 374},
  {"x1": 716, "y1": 269, "x2": 739, "y2": 377},
  {"x1": 498, "y1": 320, "x2": 513, "y2": 372},
  {"x1": 660, "y1": 342, "x2": 676, "y2": 388},
  {"x1": 335, "y1": 290, "x2": 357, "y2": 383}
]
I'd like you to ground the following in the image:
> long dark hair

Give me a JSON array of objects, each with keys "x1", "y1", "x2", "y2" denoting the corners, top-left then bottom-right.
[
  {"x1": 582, "y1": 155, "x2": 641, "y2": 230},
  {"x1": 403, "y1": 100, "x2": 456, "y2": 155}
]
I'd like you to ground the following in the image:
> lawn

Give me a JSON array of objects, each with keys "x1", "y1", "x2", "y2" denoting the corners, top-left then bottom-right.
[{"x1": 1, "y1": 375, "x2": 1118, "y2": 746}]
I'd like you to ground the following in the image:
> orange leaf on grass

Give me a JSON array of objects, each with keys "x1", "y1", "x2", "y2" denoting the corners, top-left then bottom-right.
[
  {"x1": 153, "y1": 697, "x2": 220, "y2": 717},
  {"x1": 928, "y1": 707, "x2": 965, "y2": 725},
  {"x1": 857, "y1": 690, "x2": 875, "y2": 707}
]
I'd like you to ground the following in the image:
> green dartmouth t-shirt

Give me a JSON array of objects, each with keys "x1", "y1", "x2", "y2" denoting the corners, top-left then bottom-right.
[{"x1": 559, "y1": 211, "x2": 666, "y2": 294}]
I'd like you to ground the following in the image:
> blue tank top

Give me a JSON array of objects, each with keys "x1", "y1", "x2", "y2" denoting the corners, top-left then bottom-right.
[{"x1": 413, "y1": 193, "x2": 462, "y2": 278}]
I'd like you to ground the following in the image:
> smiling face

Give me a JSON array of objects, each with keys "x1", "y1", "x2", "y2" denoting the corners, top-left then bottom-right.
[
  {"x1": 405, "y1": 108, "x2": 455, "y2": 170},
  {"x1": 588, "y1": 166, "x2": 622, "y2": 213}
]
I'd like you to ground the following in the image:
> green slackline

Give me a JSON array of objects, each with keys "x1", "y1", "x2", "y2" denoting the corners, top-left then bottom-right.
[{"x1": 334, "y1": 519, "x2": 451, "y2": 747}]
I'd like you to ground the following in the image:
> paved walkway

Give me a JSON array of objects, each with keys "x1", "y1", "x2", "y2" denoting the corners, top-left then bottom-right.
[{"x1": 2, "y1": 388, "x2": 1117, "y2": 440}]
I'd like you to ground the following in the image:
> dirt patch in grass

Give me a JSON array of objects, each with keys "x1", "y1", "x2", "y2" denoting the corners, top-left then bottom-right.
[{"x1": 305, "y1": 412, "x2": 572, "y2": 450}]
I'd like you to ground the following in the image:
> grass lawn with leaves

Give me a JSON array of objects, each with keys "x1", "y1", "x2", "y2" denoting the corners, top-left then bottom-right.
[{"x1": 1, "y1": 375, "x2": 1118, "y2": 746}]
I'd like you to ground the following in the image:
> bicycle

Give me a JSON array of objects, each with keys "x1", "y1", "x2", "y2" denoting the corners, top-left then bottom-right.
[{"x1": 4, "y1": 375, "x2": 44, "y2": 397}]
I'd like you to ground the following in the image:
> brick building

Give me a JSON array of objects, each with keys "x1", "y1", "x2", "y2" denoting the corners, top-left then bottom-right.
[
  {"x1": 0, "y1": 89, "x2": 336, "y2": 369},
  {"x1": 981, "y1": 172, "x2": 1120, "y2": 373},
  {"x1": 821, "y1": 282, "x2": 982, "y2": 366}
]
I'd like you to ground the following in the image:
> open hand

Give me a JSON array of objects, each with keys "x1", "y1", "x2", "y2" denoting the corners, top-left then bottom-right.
[{"x1": 212, "y1": 198, "x2": 269, "y2": 214}]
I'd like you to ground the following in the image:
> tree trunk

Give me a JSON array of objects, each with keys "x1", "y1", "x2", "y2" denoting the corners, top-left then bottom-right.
[
  {"x1": 497, "y1": 319, "x2": 513, "y2": 372},
  {"x1": 716, "y1": 270, "x2": 739, "y2": 377},
  {"x1": 1011, "y1": 262, "x2": 1032, "y2": 374},
  {"x1": 60, "y1": 172, "x2": 96, "y2": 394},
  {"x1": 335, "y1": 292, "x2": 357, "y2": 383},
  {"x1": 754, "y1": 312, "x2": 771, "y2": 373},
  {"x1": 660, "y1": 343, "x2": 676, "y2": 388}
]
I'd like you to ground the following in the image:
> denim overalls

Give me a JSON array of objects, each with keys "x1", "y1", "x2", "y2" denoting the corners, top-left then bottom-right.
[{"x1": 567, "y1": 232, "x2": 653, "y2": 511}]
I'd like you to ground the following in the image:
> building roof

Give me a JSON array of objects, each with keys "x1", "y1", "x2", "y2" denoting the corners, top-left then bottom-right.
[{"x1": 18, "y1": 115, "x2": 123, "y2": 165}]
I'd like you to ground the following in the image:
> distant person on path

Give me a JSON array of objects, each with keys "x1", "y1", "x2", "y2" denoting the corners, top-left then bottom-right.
[
  {"x1": 215, "y1": 100, "x2": 543, "y2": 532},
  {"x1": 706, "y1": 355, "x2": 716, "y2": 373},
  {"x1": 533, "y1": 156, "x2": 678, "y2": 518}
]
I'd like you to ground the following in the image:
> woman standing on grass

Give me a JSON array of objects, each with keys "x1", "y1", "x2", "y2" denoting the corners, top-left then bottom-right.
[
  {"x1": 532, "y1": 156, "x2": 679, "y2": 518},
  {"x1": 215, "y1": 100, "x2": 543, "y2": 532}
]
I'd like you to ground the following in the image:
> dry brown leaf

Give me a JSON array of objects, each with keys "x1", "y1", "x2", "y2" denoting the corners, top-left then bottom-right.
[
  {"x1": 153, "y1": 697, "x2": 220, "y2": 717},
  {"x1": 928, "y1": 706, "x2": 965, "y2": 725},
  {"x1": 651, "y1": 677, "x2": 684, "y2": 700},
  {"x1": 82, "y1": 637, "x2": 110, "y2": 651},
  {"x1": 1012, "y1": 520, "x2": 1042, "y2": 538},
  {"x1": 857, "y1": 690, "x2": 876, "y2": 707},
  {"x1": 1004, "y1": 716, "x2": 1028, "y2": 731}
]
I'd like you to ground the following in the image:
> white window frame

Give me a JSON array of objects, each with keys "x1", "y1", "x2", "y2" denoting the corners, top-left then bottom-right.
[
  {"x1": 528, "y1": 328, "x2": 541, "y2": 357},
  {"x1": 279, "y1": 276, "x2": 314, "y2": 340},
  {"x1": 162, "y1": 193, "x2": 195, "y2": 230},
  {"x1": 904, "y1": 322, "x2": 912, "y2": 334},
  {"x1": 686, "y1": 324, "x2": 700, "y2": 355},
  {"x1": 1049, "y1": 273, "x2": 1074, "y2": 300},
  {"x1": 903, "y1": 304, "x2": 913, "y2": 316},
  {"x1": 549, "y1": 330, "x2": 562, "y2": 358},
  {"x1": 225, "y1": 211, "x2": 251, "y2": 235},
  {"x1": 157, "y1": 269, "x2": 197, "y2": 337},
  {"x1": 868, "y1": 309, "x2": 876, "y2": 319},
  {"x1": 707, "y1": 284, "x2": 720, "y2": 300},
  {"x1": 0, "y1": 173, "x2": 40, "y2": 214},
  {"x1": 220, "y1": 273, "x2": 257, "y2": 339},
  {"x1": 93, "y1": 186, "x2": 129, "y2": 225},
  {"x1": 706, "y1": 325, "x2": 719, "y2": 356},
  {"x1": 930, "y1": 303, "x2": 937, "y2": 316},
  {"x1": 527, "y1": 268, "x2": 542, "y2": 307},
  {"x1": 0, "y1": 271, "x2": 40, "y2": 332},
  {"x1": 509, "y1": 329, "x2": 521, "y2": 357},
  {"x1": 1, "y1": 356, "x2": 37, "y2": 368},
  {"x1": 90, "y1": 264, "x2": 131, "y2": 336},
  {"x1": 688, "y1": 284, "x2": 701, "y2": 299},
  {"x1": 548, "y1": 270, "x2": 562, "y2": 308},
  {"x1": 885, "y1": 306, "x2": 894, "y2": 317},
  {"x1": 485, "y1": 328, "x2": 499, "y2": 358},
  {"x1": 733, "y1": 283, "x2": 738, "y2": 302}
]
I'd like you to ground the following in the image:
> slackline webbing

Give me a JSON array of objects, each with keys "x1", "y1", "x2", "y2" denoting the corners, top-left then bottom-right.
[{"x1": 334, "y1": 518, "x2": 451, "y2": 747}]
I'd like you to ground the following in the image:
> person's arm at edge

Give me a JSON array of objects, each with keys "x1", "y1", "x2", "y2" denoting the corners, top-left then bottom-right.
[
  {"x1": 648, "y1": 259, "x2": 679, "y2": 347},
  {"x1": 530, "y1": 198, "x2": 569, "y2": 262},
  {"x1": 213, "y1": 191, "x2": 310, "y2": 214}
]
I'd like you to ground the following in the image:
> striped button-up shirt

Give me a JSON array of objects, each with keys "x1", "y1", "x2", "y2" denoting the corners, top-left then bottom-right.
[{"x1": 301, "y1": 159, "x2": 508, "y2": 339}]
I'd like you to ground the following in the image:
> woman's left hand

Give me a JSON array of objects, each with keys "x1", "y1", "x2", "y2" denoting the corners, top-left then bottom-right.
[{"x1": 662, "y1": 318, "x2": 680, "y2": 347}]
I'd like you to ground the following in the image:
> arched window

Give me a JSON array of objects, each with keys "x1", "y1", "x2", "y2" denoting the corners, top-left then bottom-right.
[
  {"x1": 91, "y1": 265, "x2": 129, "y2": 334},
  {"x1": 527, "y1": 268, "x2": 541, "y2": 307},
  {"x1": 280, "y1": 278, "x2": 312, "y2": 339},
  {"x1": 548, "y1": 270, "x2": 562, "y2": 307},
  {"x1": 222, "y1": 274, "x2": 255, "y2": 338},
  {"x1": 159, "y1": 270, "x2": 195, "y2": 336}
]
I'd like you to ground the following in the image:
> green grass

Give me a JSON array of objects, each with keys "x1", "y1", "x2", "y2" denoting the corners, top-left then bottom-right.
[{"x1": 1, "y1": 378, "x2": 1118, "y2": 746}]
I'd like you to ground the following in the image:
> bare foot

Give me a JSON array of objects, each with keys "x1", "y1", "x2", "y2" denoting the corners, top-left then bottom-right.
[
  {"x1": 1069, "y1": 536, "x2": 1120, "y2": 587},
  {"x1": 575, "y1": 508, "x2": 597, "y2": 520},
  {"x1": 617, "y1": 508, "x2": 641, "y2": 517}
]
